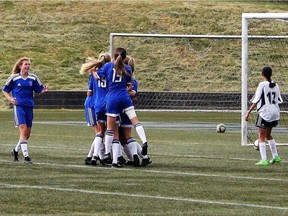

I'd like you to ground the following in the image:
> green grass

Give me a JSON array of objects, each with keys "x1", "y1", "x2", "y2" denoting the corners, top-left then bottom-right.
[{"x1": 1, "y1": 110, "x2": 288, "y2": 215}]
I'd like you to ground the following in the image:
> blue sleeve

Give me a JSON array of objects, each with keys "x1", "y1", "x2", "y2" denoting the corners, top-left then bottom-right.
[
  {"x1": 132, "y1": 79, "x2": 138, "y2": 93},
  {"x1": 3, "y1": 83, "x2": 12, "y2": 93},
  {"x1": 2, "y1": 75, "x2": 14, "y2": 93},
  {"x1": 33, "y1": 77, "x2": 44, "y2": 93},
  {"x1": 97, "y1": 63, "x2": 109, "y2": 78},
  {"x1": 88, "y1": 75, "x2": 93, "y2": 92}
]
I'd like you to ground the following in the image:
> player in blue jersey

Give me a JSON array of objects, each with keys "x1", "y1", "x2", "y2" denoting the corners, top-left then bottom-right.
[
  {"x1": 2, "y1": 57, "x2": 48, "y2": 163},
  {"x1": 119, "y1": 56, "x2": 152, "y2": 167},
  {"x1": 245, "y1": 66, "x2": 283, "y2": 166},
  {"x1": 81, "y1": 57, "x2": 97, "y2": 127},
  {"x1": 95, "y1": 47, "x2": 149, "y2": 168},
  {"x1": 89, "y1": 52, "x2": 112, "y2": 166},
  {"x1": 80, "y1": 53, "x2": 111, "y2": 165},
  {"x1": 80, "y1": 57, "x2": 98, "y2": 165}
]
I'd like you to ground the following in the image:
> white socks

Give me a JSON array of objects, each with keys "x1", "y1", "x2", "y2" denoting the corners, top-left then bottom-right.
[
  {"x1": 112, "y1": 140, "x2": 121, "y2": 164},
  {"x1": 15, "y1": 140, "x2": 22, "y2": 152},
  {"x1": 87, "y1": 142, "x2": 94, "y2": 158},
  {"x1": 93, "y1": 134, "x2": 103, "y2": 158},
  {"x1": 104, "y1": 130, "x2": 114, "y2": 155},
  {"x1": 259, "y1": 142, "x2": 267, "y2": 161},
  {"x1": 268, "y1": 139, "x2": 278, "y2": 158},
  {"x1": 259, "y1": 140, "x2": 279, "y2": 161},
  {"x1": 135, "y1": 123, "x2": 147, "y2": 144},
  {"x1": 20, "y1": 141, "x2": 29, "y2": 157}
]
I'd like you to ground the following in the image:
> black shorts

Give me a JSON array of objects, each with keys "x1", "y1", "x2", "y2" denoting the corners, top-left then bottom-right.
[{"x1": 255, "y1": 115, "x2": 278, "y2": 129}]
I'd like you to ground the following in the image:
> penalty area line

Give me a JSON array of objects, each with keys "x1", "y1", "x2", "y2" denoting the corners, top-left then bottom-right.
[{"x1": 0, "y1": 183, "x2": 287, "y2": 211}]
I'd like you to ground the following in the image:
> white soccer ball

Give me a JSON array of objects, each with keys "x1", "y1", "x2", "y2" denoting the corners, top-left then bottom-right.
[
  {"x1": 253, "y1": 139, "x2": 259, "y2": 151},
  {"x1": 216, "y1": 123, "x2": 226, "y2": 133}
]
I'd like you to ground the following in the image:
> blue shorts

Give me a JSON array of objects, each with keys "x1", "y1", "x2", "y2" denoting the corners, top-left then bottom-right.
[
  {"x1": 120, "y1": 112, "x2": 133, "y2": 128},
  {"x1": 106, "y1": 94, "x2": 134, "y2": 117},
  {"x1": 14, "y1": 106, "x2": 33, "y2": 128},
  {"x1": 95, "y1": 110, "x2": 107, "y2": 123},
  {"x1": 84, "y1": 106, "x2": 96, "y2": 126}
]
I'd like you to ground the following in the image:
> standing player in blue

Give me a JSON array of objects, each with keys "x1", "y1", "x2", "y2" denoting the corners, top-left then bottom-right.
[
  {"x1": 245, "y1": 66, "x2": 283, "y2": 166},
  {"x1": 80, "y1": 53, "x2": 111, "y2": 165},
  {"x1": 80, "y1": 57, "x2": 98, "y2": 165},
  {"x1": 96, "y1": 47, "x2": 149, "y2": 168},
  {"x1": 120, "y1": 56, "x2": 152, "y2": 167},
  {"x1": 81, "y1": 57, "x2": 97, "y2": 127},
  {"x1": 90, "y1": 52, "x2": 111, "y2": 165},
  {"x1": 2, "y1": 57, "x2": 48, "y2": 163}
]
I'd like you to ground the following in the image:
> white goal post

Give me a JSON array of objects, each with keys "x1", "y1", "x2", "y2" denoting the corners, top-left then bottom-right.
[
  {"x1": 109, "y1": 16, "x2": 287, "y2": 146},
  {"x1": 241, "y1": 13, "x2": 288, "y2": 146}
]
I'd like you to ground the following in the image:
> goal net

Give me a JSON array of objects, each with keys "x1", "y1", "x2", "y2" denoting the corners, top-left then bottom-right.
[
  {"x1": 241, "y1": 13, "x2": 288, "y2": 146},
  {"x1": 110, "y1": 33, "x2": 242, "y2": 111}
]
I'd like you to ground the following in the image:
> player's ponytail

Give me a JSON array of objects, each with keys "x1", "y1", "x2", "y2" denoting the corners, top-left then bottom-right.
[
  {"x1": 80, "y1": 52, "x2": 111, "y2": 74},
  {"x1": 262, "y1": 66, "x2": 276, "y2": 88},
  {"x1": 123, "y1": 56, "x2": 135, "y2": 73},
  {"x1": 114, "y1": 47, "x2": 128, "y2": 76}
]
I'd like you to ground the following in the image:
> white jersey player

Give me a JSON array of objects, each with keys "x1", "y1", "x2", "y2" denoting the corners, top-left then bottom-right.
[{"x1": 245, "y1": 66, "x2": 283, "y2": 166}]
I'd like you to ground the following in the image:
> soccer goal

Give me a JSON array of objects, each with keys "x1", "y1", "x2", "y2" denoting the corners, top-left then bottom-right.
[
  {"x1": 109, "y1": 33, "x2": 243, "y2": 111},
  {"x1": 241, "y1": 13, "x2": 288, "y2": 146}
]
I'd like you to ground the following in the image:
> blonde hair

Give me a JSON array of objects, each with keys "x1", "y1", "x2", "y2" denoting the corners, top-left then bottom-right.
[
  {"x1": 126, "y1": 56, "x2": 135, "y2": 73},
  {"x1": 12, "y1": 57, "x2": 31, "y2": 74},
  {"x1": 80, "y1": 52, "x2": 111, "y2": 75}
]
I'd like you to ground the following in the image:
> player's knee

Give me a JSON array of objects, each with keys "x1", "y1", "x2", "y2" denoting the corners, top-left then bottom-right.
[{"x1": 125, "y1": 108, "x2": 137, "y2": 120}]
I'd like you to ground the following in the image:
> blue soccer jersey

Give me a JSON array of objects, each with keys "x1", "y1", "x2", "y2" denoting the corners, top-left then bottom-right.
[
  {"x1": 96, "y1": 62, "x2": 133, "y2": 116},
  {"x1": 84, "y1": 74, "x2": 94, "y2": 109},
  {"x1": 91, "y1": 74, "x2": 108, "y2": 113},
  {"x1": 97, "y1": 62, "x2": 132, "y2": 95},
  {"x1": 2, "y1": 73, "x2": 44, "y2": 107},
  {"x1": 84, "y1": 74, "x2": 96, "y2": 126},
  {"x1": 131, "y1": 79, "x2": 138, "y2": 97}
]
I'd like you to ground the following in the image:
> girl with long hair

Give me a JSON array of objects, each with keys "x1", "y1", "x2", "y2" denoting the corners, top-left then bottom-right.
[{"x1": 245, "y1": 66, "x2": 283, "y2": 166}]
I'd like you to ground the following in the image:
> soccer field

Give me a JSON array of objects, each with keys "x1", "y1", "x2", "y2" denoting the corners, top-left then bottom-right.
[{"x1": 1, "y1": 110, "x2": 288, "y2": 215}]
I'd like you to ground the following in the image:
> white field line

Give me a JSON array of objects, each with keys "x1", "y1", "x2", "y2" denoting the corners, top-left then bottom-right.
[
  {"x1": 1, "y1": 159, "x2": 288, "y2": 183},
  {"x1": 0, "y1": 183, "x2": 288, "y2": 211},
  {"x1": 2, "y1": 143, "x2": 287, "y2": 164},
  {"x1": 0, "y1": 143, "x2": 266, "y2": 164}
]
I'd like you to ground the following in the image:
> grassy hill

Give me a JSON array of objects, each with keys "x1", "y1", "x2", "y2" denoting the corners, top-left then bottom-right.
[{"x1": 0, "y1": 0, "x2": 287, "y2": 108}]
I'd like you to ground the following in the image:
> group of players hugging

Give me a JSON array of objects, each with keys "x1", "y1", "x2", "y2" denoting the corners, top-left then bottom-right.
[{"x1": 81, "y1": 47, "x2": 152, "y2": 168}]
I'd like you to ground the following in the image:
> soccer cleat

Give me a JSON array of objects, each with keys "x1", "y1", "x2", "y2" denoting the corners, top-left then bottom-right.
[
  {"x1": 270, "y1": 156, "x2": 282, "y2": 164},
  {"x1": 24, "y1": 156, "x2": 33, "y2": 164},
  {"x1": 133, "y1": 154, "x2": 140, "y2": 167},
  {"x1": 84, "y1": 157, "x2": 92, "y2": 165},
  {"x1": 141, "y1": 142, "x2": 148, "y2": 156},
  {"x1": 141, "y1": 157, "x2": 152, "y2": 167},
  {"x1": 255, "y1": 160, "x2": 269, "y2": 166},
  {"x1": 101, "y1": 153, "x2": 112, "y2": 165},
  {"x1": 89, "y1": 156, "x2": 98, "y2": 166},
  {"x1": 118, "y1": 156, "x2": 126, "y2": 165},
  {"x1": 125, "y1": 160, "x2": 134, "y2": 166},
  {"x1": 111, "y1": 163, "x2": 123, "y2": 168},
  {"x1": 11, "y1": 149, "x2": 19, "y2": 162}
]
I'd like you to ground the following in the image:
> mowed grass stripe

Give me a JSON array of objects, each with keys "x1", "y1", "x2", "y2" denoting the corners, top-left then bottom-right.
[
  {"x1": 1, "y1": 183, "x2": 288, "y2": 211},
  {"x1": 1, "y1": 159, "x2": 288, "y2": 183}
]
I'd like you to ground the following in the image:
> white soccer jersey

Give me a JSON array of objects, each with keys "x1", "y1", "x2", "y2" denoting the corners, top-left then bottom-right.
[{"x1": 251, "y1": 81, "x2": 283, "y2": 122}]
